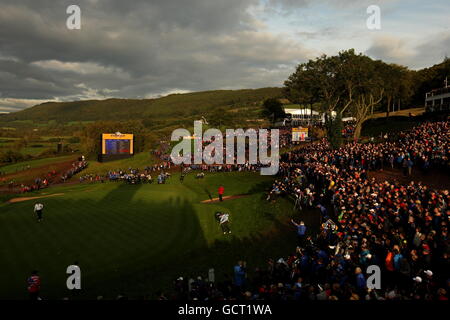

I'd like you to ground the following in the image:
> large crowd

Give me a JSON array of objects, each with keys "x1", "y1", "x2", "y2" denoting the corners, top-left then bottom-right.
[
  {"x1": 168, "y1": 121, "x2": 449, "y2": 301},
  {"x1": 19, "y1": 120, "x2": 449, "y2": 301},
  {"x1": 17, "y1": 160, "x2": 88, "y2": 193}
]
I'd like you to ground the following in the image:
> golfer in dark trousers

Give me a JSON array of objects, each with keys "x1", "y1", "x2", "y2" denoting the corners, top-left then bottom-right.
[
  {"x1": 220, "y1": 212, "x2": 231, "y2": 234},
  {"x1": 34, "y1": 202, "x2": 44, "y2": 222},
  {"x1": 218, "y1": 185, "x2": 224, "y2": 201}
]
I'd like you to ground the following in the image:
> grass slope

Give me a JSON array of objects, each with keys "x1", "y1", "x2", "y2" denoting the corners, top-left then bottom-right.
[
  {"x1": 0, "y1": 155, "x2": 77, "y2": 175},
  {"x1": 0, "y1": 88, "x2": 281, "y2": 123},
  {"x1": 0, "y1": 171, "x2": 317, "y2": 299},
  {"x1": 82, "y1": 152, "x2": 156, "y2": 175}
]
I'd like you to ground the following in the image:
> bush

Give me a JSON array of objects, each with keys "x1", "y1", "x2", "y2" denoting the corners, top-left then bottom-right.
[{"x1": 0, "y1": 150, "x2": 24, "y2": 164}]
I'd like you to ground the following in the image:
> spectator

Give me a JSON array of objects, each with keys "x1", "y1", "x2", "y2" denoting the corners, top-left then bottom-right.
[{"x1": 27, "y1": 271, "x2": 41, "y2": 300}]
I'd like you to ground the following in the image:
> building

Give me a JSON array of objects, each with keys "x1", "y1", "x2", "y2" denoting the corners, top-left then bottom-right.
[
  {"x1": 425, "y1": 79, "x2": 450, "y2": 112},
  {"x1": 283, "y1": 108, "x2": 336, "y2": 125}
]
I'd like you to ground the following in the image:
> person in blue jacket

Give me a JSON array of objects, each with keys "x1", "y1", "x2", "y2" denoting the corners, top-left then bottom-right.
[
  {"x1": 291, "y1": 219, "x2": 307, "y2": 246},
  {"x1": 233, "y1": 261, "x2": 247, "y2": 288}
]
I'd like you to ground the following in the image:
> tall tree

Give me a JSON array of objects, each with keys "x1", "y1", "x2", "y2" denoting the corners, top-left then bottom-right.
[
  {"x1": 261, "y1": 98, "x2": 286, "y2": 124},
  {"x1": 283, "y1": 62, "x2": 321, "y2": 120},
  {"x1": 326, "y1": 112, "x2": 344, "y2": 148},
  {"x1": 379, "y1": 63, "x2": 413, "y2": 117},
  {"x1": 348, "y1": 57, "x2": 385, "y2": 139}
]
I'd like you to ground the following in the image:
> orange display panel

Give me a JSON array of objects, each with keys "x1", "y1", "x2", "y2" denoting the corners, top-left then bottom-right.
[{"x1": 101, "y1": 133, "x2": 134, "y2": 155}]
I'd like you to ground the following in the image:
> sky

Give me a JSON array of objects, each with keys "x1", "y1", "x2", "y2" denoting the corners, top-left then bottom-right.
[{"x1": 0, "y1": 0, "x2": 449, "y2": 113}]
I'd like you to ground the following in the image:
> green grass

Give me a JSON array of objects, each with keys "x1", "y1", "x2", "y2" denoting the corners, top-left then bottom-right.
[
  {"x1": 0, "y1": 171, "x2": 317, "y2": 299},
  {"x1": 82, "y1": 152, "x2": 157, "y2": 175},
  {"x1": 0, "y1": 155, "x2": 76, "y2": 175},
  {"x1": 20, "y1": 146, "x2": 51, "y2": 156},
  {"x1": 362, "y1": 116, "x2": 421, "y2": 137},
  {"x1": 367, "y1": 107, "x2": 425, "y2": 120}
]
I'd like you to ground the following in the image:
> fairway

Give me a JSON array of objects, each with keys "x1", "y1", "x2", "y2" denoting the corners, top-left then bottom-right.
[{"x1": 0, "y1": 172, "x2": 316, "y2": 299}]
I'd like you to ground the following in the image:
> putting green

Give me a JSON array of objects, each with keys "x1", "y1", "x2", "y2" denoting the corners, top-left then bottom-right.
[{"x1": 0, "y1": 171, "x2": 318, "y2": 299}]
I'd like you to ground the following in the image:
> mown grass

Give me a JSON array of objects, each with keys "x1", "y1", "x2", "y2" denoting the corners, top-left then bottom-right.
[
  {"x1": 0, "y1": 155, "x2": 77, "y2": 175},
  {"x1": 82, "y1": 152, "x2": 157, "y2": 175},
  {"x1": 0, "y1": 171, "x2": 316, "y2": 299}
]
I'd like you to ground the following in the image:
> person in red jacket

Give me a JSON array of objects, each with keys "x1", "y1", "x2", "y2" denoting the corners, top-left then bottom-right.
[
  {"x1": 218, "y1": 185, "x2": 225, "y2": 202},
  {"x1": 27, "y1": 270, "x2": 41, "y2": 300}
]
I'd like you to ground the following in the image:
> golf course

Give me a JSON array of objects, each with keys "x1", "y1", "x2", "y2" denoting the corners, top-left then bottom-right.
[{"x1": 0, "y1": 170, "x2": 317, "y2": 299}]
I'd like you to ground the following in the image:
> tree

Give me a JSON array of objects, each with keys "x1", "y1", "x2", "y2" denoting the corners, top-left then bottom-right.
[
  {"x1": 410, "y1": 58, "x2": 450, "y2": 107},
  {"x1": 348, "y1": 57, "x2": 385, "y2": 139},
  {"x1": 379, "y1": 63, "x2": 413, "y2": 117},
  {"x1": 79, "y1": 120, "x2": 146, "y2": 156},
  {"x1": 285, "y1": 49, "x2": 390, "y2": 140},
  {"x1": 284, "y1": 50, "x2": 361, "y2": 125},
  {"x1": 326, "y1": 112, "x2": 344, "y2": 149},
  {"x1": 283, "y1": 62, "x2": 321, "y2": 121},
  {"x1": 261, "y1": 98, "x2": 286, "y2": 124}
]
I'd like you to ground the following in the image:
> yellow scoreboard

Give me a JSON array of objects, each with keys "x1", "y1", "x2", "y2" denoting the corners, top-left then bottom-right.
[
  {"x1": 102, "y1": 133, "x2": 134, "y2": 155},
  {"x1": 292, "y1": 127, "x2": 308, "y2": 142}
]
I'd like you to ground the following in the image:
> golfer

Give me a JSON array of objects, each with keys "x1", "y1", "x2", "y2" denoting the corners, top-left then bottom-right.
[
  {"x1": 218, "y1": 185, "x2": 225, "y2": 202},
  {"x1": 220, "y1": 212, "x2": 231, "y2": 234},
  {"x1": 34, "y1": 202, "x2": 44, "y2": 222}
]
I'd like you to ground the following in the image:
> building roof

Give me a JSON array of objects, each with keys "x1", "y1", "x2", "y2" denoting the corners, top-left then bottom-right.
[{"x1": 284, "y1": 108, "x2": 320, "y2": 116}]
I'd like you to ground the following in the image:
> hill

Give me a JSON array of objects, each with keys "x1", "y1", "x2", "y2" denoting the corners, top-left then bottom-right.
[{"x1": 0, "y1": 88, "x2": 282, "y2": 123}]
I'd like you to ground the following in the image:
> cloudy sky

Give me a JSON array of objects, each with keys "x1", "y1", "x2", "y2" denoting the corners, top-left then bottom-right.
[{"x1": 0, "y1": 0, "x2": 449, "y2": 113}]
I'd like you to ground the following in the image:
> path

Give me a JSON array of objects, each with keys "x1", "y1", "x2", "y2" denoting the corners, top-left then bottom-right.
[
  {"x1": 7, "y1": 193, "x2": 65, "y2": 204},
  {"x1": 200, "y1": 194, "x2": 249, "y2": 203}
]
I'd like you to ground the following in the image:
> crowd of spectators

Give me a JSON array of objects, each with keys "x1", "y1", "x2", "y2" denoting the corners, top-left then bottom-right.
[
  {"x1": 169, "y1": 121, "x2": 449, "y2": 301},
  {"x1": 17, "y1": 160, "x2": 88, "y2": 193}
]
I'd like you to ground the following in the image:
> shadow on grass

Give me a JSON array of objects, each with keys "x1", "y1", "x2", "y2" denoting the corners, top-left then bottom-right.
[{"x1": 0, "y1": 183, "x2": 320, "y2": 300}]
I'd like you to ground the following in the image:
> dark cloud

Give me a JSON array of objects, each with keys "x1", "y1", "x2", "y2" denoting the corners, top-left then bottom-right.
[
  {"x1": 366, "y1": 32, "x2": 450, "y2": 69},
  {"x1": 1, "y1": 0, "x2": 447, "y2": 112},
  {"x1": 0, "y1": 0, "x2": 315, "y2": 112}
]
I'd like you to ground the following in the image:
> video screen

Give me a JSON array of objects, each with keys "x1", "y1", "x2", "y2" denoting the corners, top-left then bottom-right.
[{"x1": 104, "y1": 139, "x2": 131, "y2": 155}]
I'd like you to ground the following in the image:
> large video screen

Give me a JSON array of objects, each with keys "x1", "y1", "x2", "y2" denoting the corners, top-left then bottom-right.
[
  {"x1": 105, "y1": 139, "x2": 131, "y2": 154},
  {"x1": 102, "y1": 133, "x2": 134, "y2": 155}
]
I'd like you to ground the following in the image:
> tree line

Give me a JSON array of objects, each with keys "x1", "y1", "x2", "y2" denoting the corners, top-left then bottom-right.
[{"x1": 277, "y1": 49, "x2": 450, "y2": 146}]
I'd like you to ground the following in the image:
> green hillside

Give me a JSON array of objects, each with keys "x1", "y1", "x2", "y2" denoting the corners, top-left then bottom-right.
[{"x1": 0, "y1": 88, "x2": 282, "y2": 123}]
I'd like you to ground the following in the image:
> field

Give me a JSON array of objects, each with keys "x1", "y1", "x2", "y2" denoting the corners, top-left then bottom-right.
[
  {"x1": 82, "y1": 152, "x2": 157, "y2": 175},
  {"x1": 0, "y1": 155, "x2": 77, "y2": 176},
  {"x1": 0, "y1": 171, "x2": 318, "y2": 300},
  {"x1": 0, "y1": 135, "x2": 81, "y2": 159}
]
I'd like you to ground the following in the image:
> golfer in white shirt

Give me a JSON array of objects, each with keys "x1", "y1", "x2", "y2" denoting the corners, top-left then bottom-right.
[
  {"x1": 220, "y1": 213, "x2": 231, "y2": 234},
  {"x1": 34, "y1": 203, "x2": 44, "y2": 222}
]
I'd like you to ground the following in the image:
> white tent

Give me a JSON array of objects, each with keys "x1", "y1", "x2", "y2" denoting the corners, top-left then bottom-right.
[
  {"x1": 284, "y1": 108, "x2": 336, "y2": 124},
  {"x1": 284, "y1": 108, "x2": 320, "y2": 116}
]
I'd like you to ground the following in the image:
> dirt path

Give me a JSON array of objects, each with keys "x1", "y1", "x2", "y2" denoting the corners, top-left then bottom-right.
[
  {"x1": 7, "y1": 193, "x2": 65, "y2": 204},
  {"x1": 201, "y1": 194, "x2": 249, "y2": 203},
  {"x1": 0, "y1": 157, "x2": 79, "y2": 193},
  {"x1": 368, "y1": 168, "x2": 450, "y2": 190}
]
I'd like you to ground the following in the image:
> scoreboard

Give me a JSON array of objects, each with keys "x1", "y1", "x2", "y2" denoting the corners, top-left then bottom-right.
[
  {"x1": 102, "y1": 133, "x2": 134, "y2": 155},
  {"x1": 292, "y1": 127, "x2": 308, "y2": 142}
]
